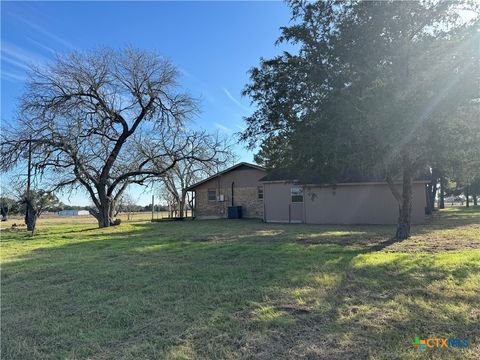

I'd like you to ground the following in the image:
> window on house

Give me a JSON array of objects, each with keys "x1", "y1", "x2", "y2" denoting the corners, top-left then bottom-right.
[
  {"x1": 291, "y1": 186, "x2": 303, "y2": 203},
  {"x1": 257, "y1": 186, "x2": 264, "y2": 200},
  {"x1": 207, "y1": 188, "x2": 216, "y2": 201}
]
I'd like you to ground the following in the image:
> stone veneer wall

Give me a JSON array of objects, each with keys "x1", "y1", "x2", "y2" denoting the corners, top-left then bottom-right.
[{"x1": 195, "y1": 186, "x2": 263, "y2": 219}]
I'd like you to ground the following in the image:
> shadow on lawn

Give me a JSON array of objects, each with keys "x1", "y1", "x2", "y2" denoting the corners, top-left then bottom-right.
[
  {"x1": 2, "y1": 217, "x2": 479, "y2": 359},
  {"x1": 232, "y1": 248, "x2": 479, "y2": 359}
]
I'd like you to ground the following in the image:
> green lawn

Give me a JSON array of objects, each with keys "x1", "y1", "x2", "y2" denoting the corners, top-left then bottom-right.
[{"x1": 1, "y1": 207, "x2": 479, "y2": 359}]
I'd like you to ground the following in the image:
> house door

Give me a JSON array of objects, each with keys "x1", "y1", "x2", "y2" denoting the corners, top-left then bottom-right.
[{"x1": 289, "y1": 203, "x2": 304, "y2": 223}]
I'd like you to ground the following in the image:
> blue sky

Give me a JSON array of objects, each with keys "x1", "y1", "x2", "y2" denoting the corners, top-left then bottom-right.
[{"x1": 1, "y1": 1, "x2": 293, "y2": 205}]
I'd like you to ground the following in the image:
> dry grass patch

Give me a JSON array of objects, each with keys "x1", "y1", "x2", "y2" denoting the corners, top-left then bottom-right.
[{"x1": 1, "y1": 207, "x2": 479, "y2": 359}]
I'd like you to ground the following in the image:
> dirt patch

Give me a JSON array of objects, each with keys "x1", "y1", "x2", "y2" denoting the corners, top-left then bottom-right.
[
  {"x1": 383, "y1": 223, "x2": 480, "y2": 253},
  {"x1": 231, "y1": 304, "x2": 312, "y2": 323},
  {"x1": 296, "y1": 238, "x2": 319, "y2": 245},
  {"x1": 386, "y1": 240, "x2": 480, "y2": 253},
  {"x1": 296, "y1": 235, "x2": 386, "y2": 248},
  {"x1": 297, "y1": 218, "x2": 480, "y2": 253},
  {"x1": 276, "y1": 305, "x2": 311, "y2": 315}
]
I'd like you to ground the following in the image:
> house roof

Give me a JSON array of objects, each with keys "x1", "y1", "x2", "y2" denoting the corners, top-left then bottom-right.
[
  {"x1": 260, "y1": 169, "x2": 430, "y2": 184},
  {"x1": 185, "y1": 162, "x2": 266, "y2": 191}
]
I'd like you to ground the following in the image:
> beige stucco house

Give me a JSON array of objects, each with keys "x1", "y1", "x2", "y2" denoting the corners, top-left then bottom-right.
[
  {"x1": 186, "y1": 162, "x2": 428, "y2": 224},
  {"x1": 262, "y1": 179, "x2": 427, "y2": 224},
  {"x1": 185, "y1": 163, "x2": 266, "y2": 219}
]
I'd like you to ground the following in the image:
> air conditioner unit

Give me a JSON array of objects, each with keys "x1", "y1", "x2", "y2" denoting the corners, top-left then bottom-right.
[{"x1": 218, "y1": 194, "x2": 225, "y2": 202}]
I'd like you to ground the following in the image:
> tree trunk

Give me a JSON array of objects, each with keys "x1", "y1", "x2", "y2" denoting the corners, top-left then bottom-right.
[
  {"x1": 109, "y1": 199, "x2": 117, "y2": 221},
  {"x1": 25, "y1": 199, "x2": 37, "y2": 232},
  {"x1": 25, "y1": 138, "x2": 37, "y2": 231},
  {"x1": 425, "y1": 184, "x2": 432, "y2": 215},
  {"x1": 465, "y1": 186, "x2": 470, "y2": 207},
  {"x1": 425, "y1": 170, "x2": 438, "y2": 214},
  {"x1": 474, "y1": 195, "x2": 478, "y2": 206},
  {"x1": 395, "y1": 166, "x2": 413, "y2": 240},
  {"x1": 97, "y1": 207, "x2": 113, "y2": 228},
  {"x1": 1, "y1": 207, "x2": 8, "y2": 221},
  {"x1": 178, "y1": 202, "x2": 184, "y2": 217},
  {"x1": 179, "y1": 191, "x2": 187, "y2": 218},
  {"x1": 439, "y1": 177, "x2": 445, "y2": 209},
  {"x1": 188, "y1": 192, "x2": 194, "y2": 218},
  {"x1": 90, "y1": 192, "x2": 114, "y2": 228}
]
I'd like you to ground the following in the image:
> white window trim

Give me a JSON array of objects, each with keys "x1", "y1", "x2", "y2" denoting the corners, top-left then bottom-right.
[
  {"x1": 257, "y1": 186, "x2": 264, "y2": 200},
  {"x1": 291, "y1": 186, "x2": 304, "y2": 203}
]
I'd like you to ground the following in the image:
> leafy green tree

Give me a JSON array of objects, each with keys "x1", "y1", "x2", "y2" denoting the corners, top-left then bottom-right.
[
  {"x1": 471, "y1": 176, "x2": 480, "y2": 206},
  {"x1": 0, "y1": 197, "x2": 19, "y2": 221},
  {"x1": 242, "y1": 0, "x2": 479, "y2": 239},
  {"x1": 21, "y1": 190, "x2": 60, "y2": 231},
  {"x1": 425, "y1": 104, "x2": 480, "y2": 211}
]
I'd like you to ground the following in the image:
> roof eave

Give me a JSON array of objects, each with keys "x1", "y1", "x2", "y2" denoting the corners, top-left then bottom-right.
[
  {"x1": 185, "y1": 162, "x2": 266, "y2": 191},
  {"x1": 261, "y1": 179, "x2": 430, "y2": 186}
]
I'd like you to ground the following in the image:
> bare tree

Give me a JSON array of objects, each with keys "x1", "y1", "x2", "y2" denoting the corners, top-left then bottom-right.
[
  {"x1": 1, "y1": 48, "x2": 226, "y2": 227},
  {"x1": 117, "y1": 192, "x2": 138, "y2": 221},
  {"x1": 158, "y1": 134, "x2": 235, "y2": 217}
]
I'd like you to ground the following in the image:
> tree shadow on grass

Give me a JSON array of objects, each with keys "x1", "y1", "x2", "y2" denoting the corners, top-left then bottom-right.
[
  {"x1": 1, "y1": 223, "x2": 361, "y2": 358},
  {"x1": 1, "y1": 212, "x2": 479, "y2": 359},
  {"x1": 61, "y1": 227, "x2": 101, "y2": 234},
  {"x1": 294, "y1": 206, "x2": 480, "y2": 253},
  {"x1": 2, "y1": 224, "x2": 480, "y2": 359},
  {"x1": 234, "y1": 254, "x2": 479, "y2": 359}
]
